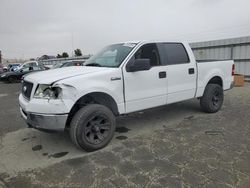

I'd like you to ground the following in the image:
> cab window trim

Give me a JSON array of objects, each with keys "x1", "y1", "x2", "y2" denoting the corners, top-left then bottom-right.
[{"x1": 159, "y1": 42, "x2": 190, "y2": 65}]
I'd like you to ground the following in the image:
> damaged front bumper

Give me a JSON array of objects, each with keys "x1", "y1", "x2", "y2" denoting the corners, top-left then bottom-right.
[
  {"x1": 19, "y1": 93, "x2": 70, "y2": 132},
  {"x1": 20, "y1": 107, "x2": 68, "y2": 132}
]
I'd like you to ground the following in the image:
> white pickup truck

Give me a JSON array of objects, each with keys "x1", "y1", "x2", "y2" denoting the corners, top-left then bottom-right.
[{"x1": 19, "y1": 41, "x2": 234, "y2": 151}]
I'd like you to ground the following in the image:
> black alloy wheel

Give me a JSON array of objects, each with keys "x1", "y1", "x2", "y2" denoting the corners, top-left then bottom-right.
[
  {"x1": 200, "y1": 83, "x2": 224, "y2": 113},
  {"x1": 70, "y1": 104, "x2": 116, "y2": 152},
  {"x1": 8, "y1": 76, "x2": 17, "y2": 83},
  {"x1": 84, "y1": 114, "x2": 111, "y2": 145}
]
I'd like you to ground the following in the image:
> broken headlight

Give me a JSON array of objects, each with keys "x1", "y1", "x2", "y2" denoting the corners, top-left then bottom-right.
[{"x1": 34, "y1": 84, "x2": 62, "y2": 99}]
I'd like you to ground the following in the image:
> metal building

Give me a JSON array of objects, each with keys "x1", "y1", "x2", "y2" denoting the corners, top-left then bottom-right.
[{"x1": 190, "y1": 36, "x2": 250, "y2": 76}]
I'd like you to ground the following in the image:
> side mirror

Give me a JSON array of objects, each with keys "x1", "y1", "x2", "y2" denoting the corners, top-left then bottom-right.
[
  {"x1": 126, "y1": 59, "x2": 151, "y2": 72},
  {"x1": 20, "y1": 69, "x2": 23, "y2": 73}
]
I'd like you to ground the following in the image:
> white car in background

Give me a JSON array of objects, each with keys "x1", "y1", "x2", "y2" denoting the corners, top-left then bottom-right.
[{"x1": 15, "y1": 61, "x2": 41, "y2": 72}]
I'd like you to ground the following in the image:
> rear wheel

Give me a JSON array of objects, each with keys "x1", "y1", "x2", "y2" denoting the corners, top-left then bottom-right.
[
  {"x1": 70, "y1": 104, "x2": 116, "y2": 152},
  {"x1": 200, "y1": 84, "x2": 224, "y2": 113},
  {"x1": 8, "y1": 76, "x2": 17, "y2": 83}
]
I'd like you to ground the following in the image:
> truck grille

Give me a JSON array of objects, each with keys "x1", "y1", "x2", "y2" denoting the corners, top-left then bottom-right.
[{"x1": 22, "y1": 81, "x2": 33, "y2": 100}]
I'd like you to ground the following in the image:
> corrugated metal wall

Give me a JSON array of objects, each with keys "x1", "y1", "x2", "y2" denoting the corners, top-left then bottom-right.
[
  {"x1": 190, "y1": 36, "x2": 250, "y2": 76},
  {"x1": 192, "y1": 47, "x2": 231, "y2": 60}
]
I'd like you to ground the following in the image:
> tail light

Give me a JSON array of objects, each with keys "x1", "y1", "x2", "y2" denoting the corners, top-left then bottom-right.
[{"x1": 232, "y1": 64, "x2": 235, "y2": 76}]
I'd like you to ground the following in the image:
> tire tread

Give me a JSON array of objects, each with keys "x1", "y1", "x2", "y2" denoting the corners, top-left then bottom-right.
[
  {"x1": 200, "y1": 84, "x2": 224, "y2": 113},
  {"x1": 70, "y1": 104, "x2": 115, "y2": 151}
]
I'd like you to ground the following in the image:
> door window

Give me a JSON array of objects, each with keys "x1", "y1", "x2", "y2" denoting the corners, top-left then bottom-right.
[
  {"x1": 33, "y1": 66, "x2": 41, "y2": 71},
  {"x1": 22, "y1": 64, "x2": 29, "y2": 68},
  {"x1": 134, "y1": 43, "x2": 161, "y2": 66},
  {"x1": 160, "y1": 43, "x2": 189, "y2": 65},
  {"x1": 30, "y1": 62, "x2": 38, "y2": 67},
  {"x1": 21, "y1": 67, "x2": 30, "y2": 72}
]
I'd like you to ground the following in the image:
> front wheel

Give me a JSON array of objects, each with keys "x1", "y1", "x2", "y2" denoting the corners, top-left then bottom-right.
[
  {"x1": 200, "y1": 84, "x2": 224, "y2": 113},
  {"x1": 8, "y1": 76, "x2": 17, "y2": 83},
  {"x1": 70, "y1": 104, "x2": 116, "y2": 152}
]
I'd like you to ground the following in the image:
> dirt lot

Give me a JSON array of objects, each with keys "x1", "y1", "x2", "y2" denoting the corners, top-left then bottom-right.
[{"x1": 0, "y1": 82, "x2": 249, "y2": 188}]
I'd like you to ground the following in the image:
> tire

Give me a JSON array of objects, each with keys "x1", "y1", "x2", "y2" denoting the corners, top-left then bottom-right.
[
  {"x1": 200, "y1": 84, "x2": 224, "y2": 113},
  {"x1": 70, "y1": 104, "x2": 116, "y2": 152},
  {"x1": 8, "y1": 76, "x2": 17, "y2": 83}
]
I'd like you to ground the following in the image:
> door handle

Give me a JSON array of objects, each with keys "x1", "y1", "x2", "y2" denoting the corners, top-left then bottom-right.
[
  {"x1": 111, "y1": 77, "x2": 121, "y2": 81},
  {"x1": 159, "y1": 71, "x2": 166, "y2": 78},
  {"x1": 188, "y1": 68, "x2": 195, "y2": 74}
]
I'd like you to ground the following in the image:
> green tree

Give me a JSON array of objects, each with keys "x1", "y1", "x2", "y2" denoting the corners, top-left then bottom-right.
[
  {"x1": 57, "y1": 54, "x2": 62, "y2": 58},
  {"x1": 62, "y1": 52, "x2": 69, "y2": 58},
  {"x1": 74, "y1": 49, "x2": 82, "y2": 56}
]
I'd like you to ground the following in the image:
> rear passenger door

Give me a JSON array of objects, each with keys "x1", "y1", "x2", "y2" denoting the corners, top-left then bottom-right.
[{"x1": 158, "y1": 43, "x2": 197, "y2": 104}]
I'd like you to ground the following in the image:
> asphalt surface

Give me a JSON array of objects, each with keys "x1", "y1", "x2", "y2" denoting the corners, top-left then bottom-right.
[
  {"x1": 0, "y1": 82, "x2": 249, "y2": 188},
  {"x1": 0, "y1": 82, "x2": 23, "y2": 137}
]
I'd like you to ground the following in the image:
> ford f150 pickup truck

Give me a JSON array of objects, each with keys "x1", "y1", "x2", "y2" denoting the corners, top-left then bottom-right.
[{"x1": 19, "y1": 41, "x2": 234, "y2": 151}]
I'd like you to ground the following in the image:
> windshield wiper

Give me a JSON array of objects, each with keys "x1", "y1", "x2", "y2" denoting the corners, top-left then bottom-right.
[{"x1": 85, "y1": 63, "x2": 102, "y2": 67}]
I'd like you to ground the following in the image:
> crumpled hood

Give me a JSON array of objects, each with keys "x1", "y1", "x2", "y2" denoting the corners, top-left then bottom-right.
[{"x1": 24, "y1": 66, "x2": 105, "y2": 84}]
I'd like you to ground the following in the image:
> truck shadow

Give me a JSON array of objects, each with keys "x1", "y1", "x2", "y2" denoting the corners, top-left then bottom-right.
[
  {"x1": 0, "y1": 99, "x2": 203, "y2": 173},
  {"x1": 25, "y1": 99, "x2": 201, "y2": 153},
  {"x1": 116, "y1": 99, "x2": 201, "y2": 134},
  {"x1": 43, "y1": 99, "x2": 202, "y2": 149}
]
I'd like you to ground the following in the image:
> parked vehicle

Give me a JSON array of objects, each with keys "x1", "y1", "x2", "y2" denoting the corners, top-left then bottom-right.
[
  {"x1": 14, "y1": 61, "x2": 49, "y2": 72},
  {"x1": 1, "y1": 62, "x2": 46, "y2": 83},
  {"x1": 19, "y1": 41, "x2": 234, "y2": 151},
  {"x1": 6, "y1": 63, "x2": 21, "y2": 72},
  {"x1": 52, "y1": 60, "x2": 85, "y2": 69},
  {"x1": 3, "y1": 64, "x2": 8, "y2": 72}
]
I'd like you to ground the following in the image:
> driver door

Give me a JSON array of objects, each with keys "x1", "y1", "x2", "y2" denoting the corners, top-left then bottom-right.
[{"x1": 122, "y1": 43, "x2": 168, "y2": 113}]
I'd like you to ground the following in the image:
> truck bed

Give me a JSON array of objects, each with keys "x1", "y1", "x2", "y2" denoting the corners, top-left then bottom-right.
[{"x1": 196, "y1": 60, "x2": 234, "y2": 97}]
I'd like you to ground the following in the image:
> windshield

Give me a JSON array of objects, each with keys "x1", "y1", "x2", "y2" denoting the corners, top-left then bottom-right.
[
  {"x1": 53, "y1": 62, "x2": 65, "y2": 69},
  {"x1": 19, "y1": 67, "x2": 30, "y2": 72},
  {"x1": 84, "y1": 43, "x2": 137, "y2": 68}
]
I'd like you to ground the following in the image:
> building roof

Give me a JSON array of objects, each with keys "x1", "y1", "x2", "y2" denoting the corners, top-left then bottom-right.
[{"x1": 190, "y1": 36, "x2": 250, "y2": 49}]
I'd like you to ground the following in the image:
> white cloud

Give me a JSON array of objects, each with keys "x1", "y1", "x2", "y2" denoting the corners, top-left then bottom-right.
[{"x1": 0, "y1": 0, "x2": 250, "y2": 58}]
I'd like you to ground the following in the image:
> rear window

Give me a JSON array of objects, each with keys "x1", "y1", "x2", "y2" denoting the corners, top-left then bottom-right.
[{"x1": 163, "y1": 43, "x2": 189, "y2": 65}]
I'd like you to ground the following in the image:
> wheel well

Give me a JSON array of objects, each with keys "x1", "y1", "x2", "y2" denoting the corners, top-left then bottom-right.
[
  {"x1": 66, "y1": 92, "x2": 119, "y2": 128},
  {"x1": 207, "y1": 76, "x2": 223, "y2": 87}
]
